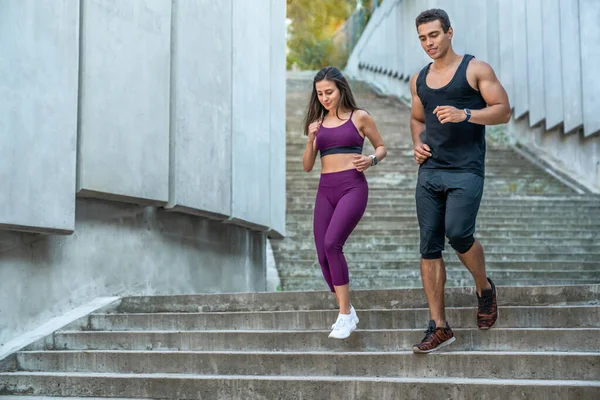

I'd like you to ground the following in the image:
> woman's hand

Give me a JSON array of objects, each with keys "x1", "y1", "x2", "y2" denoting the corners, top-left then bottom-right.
[
  {"x1": 308, "y1": 120, "x2": 321, "y2": 140},
  {"x1": 352, "y1": 154, "x2": 372, "y2": 172}
]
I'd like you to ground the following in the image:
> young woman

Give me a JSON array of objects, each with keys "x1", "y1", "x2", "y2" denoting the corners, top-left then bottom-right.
[{"x1": 302, "y1": 66, "x2": 387, "y2": 339}]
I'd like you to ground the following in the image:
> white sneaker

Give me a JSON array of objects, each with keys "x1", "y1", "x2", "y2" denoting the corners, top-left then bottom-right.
[
  {"x1": 331, "y1": 306, "x2": 359, "y2": 329},
  {"x1": 328, "y1": 315, "x2": 357, "y2": 339}
]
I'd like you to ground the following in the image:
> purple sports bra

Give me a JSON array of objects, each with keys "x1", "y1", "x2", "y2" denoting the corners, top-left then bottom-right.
[{"x1": 315, "y1": 110, "x2": 364, "y2": 158}]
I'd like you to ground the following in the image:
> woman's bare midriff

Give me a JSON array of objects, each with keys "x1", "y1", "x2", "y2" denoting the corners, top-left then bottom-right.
[{"x1": 320, "y1": 154, "x2": 360, "y2": 174}]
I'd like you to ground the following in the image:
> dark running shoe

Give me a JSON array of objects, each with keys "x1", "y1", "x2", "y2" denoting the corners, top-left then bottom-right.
[
  {"x1": 477, "y1": 277, "x2": 498, "y2": 330},
  {"x1": 412, "y1": 320, "x2": 455, "y2": 354}
]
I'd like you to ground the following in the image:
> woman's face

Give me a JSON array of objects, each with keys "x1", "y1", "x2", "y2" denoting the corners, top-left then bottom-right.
[{"x1": 315, "y1": 79, "x2": 340, "y2": 112}]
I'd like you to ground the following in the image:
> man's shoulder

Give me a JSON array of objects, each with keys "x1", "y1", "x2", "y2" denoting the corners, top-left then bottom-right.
[{"x1": 466, "y1": 58, "x2": 495, "y2": 75}]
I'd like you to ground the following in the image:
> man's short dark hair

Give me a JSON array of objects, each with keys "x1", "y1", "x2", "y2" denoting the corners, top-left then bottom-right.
[{"x1": 415, "y1": 9, "x2": 451, "y2": 33}]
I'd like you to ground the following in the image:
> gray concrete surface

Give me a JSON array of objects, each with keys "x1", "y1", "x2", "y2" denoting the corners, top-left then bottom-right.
[
  {"x1": 0, "y1": 198, "x2": 266, "y2": 349},
  {"x1": 512, "y1": 0, "x2": 529, "y2": 119},
  {"x1": 498, "y1": 0, "x2": 515, "y2": 108},
  {"x1": 525, "y1": 0, "x2": 545, "y2": 127},
  {"x1": 15, "y1": 350, "x2": 600, "y2": 380},
  {"x1": 559, "y1": 0, "x2": 583, "y2": 133},
  {"x1": 268, "y1": 0, "x2": 287, "y2": 238},
  {"x1": 229, "y1": 0, "x2": 272, "y2": 230},
  {"x1": 113, "y1": 284, "x2": 600, "y2": 313},
  {"x1": 580, "y1": 0, "x2": 600, "y2": 136},
  {"x1": 0, "y1": 0, "x2": 79, "y2": 233},
  {"x1": 86, "y1": 306, "x2": 600, "y2": 331},
  {"x1": 77, "y1": 0, "x2": 171, "y2": 204},
  {"x1": 167, "y1": 0, "x2": 232, "y2": 219},
  {"x1": 0, "y1": 373, "x2": 597, "y2": 400},
  {"x1": 542, "y1": 0, "x2": 564, "y2": 130},
  {"x1": 0, "y1": 283, "x2": 598, "y2": 398}
]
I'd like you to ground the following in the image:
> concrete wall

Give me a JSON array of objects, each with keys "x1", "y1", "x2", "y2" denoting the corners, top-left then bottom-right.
[
  {"x1": 168, "y1": 0, "x2": 233, "y2": 219},
  {"x1": 346, "y1": 0, "x2": 600, "y2": 192},
  {"x1": 269, "y1": 0, "x2": 287, "y2": 238},
  {"x1": 0, "y1": 0, "x2": 79, "y2": 234},
  {"x1": 0, "y1": 0, "x2": 286, "y2": 347},
  {"x1": 0, "y1": 198, "x2": 265, "y2": 348},
  {"x1": 1, "y1": 0, "x2": 286, "y2": 233},
  {"x1": 230, "y1": 0, "x2": 272, "y2": 230},
  {"x1": 77, "y1": 0, "x2": 172, "y2": 205}
]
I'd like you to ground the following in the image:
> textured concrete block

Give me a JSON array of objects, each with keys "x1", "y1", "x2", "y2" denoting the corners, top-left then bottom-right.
[
  {"x1": 77, "y1": 0, "x2": 171, "y2": 205},
  {"x1": 512, "y1": 0, "x2": 529, "y2": 119},
  {"x1": 395, "y1": 3, "x2": 405, "y2": 78},
  {"x1": 167, "y1": 0, "x2": 232, "y2": 219},
  {"x1": 539, "y1": 0, "x2": 564, "y2": 131},
  {"x1": 0, "y1": 0, "x2": 79, "y2": 234},
  {"x1": 463, "y1": 0, "x2": 488, "y2": 62},
  {"x1": 385, "y1": 6, "x2": 396, "y2": 73},
  {"x1": 401, "y1": 0, "x2": 412, "y2": 78},
  {"x1": 559, "y1": 0, "x2": 583, "y2": 134},
  {"x1": 485, "y1": 0, "x2": 500, "y2": 73},
  {"x1": 0, "y1": 198, "x2": 266, "y2": 348},
  {"x1": 230, "y1": 0, "x2": 271, "y2": 230},
  {"x1": 526, "y1": 0, "x2": 546, "y2": 127},
  {"x1": 579, "y1": 0, "x2": 600, "y2": 136},
  {"x1": 269, "y1": 0, "x2": 286, "y2": 238},
  {"x1": 498, "y1": 0, "x2": 515, "y2": 107}
]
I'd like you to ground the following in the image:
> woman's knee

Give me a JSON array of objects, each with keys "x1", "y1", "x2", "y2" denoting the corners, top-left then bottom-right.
[{"x1": 324, "y1": 236, "x2": 341, "y2": 255}]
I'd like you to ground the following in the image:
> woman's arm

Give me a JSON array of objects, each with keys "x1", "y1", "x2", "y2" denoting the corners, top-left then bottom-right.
[
  {"x1": 302, "y1": 121, "x2": 320, "y2": 172},
  {"x1": 352, "y1": 110, "x2": 387, "y2": 172}
]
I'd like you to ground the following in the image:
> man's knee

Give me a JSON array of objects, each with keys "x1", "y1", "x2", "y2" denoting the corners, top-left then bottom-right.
[
  {"x1": 422, "y1": 251, "x2": 442, "y2": 259},
  {"x1": 448, "y1": 234, "x2": 475, "y2": 254}
]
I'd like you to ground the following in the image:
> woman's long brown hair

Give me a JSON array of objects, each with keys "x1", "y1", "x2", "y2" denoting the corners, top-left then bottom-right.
[{"x1": 303, "y1": 66, "x2": 359, "y2": 136}]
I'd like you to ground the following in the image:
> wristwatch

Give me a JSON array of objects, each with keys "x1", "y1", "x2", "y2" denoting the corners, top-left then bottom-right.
[
  {"x1": 370, "y1": 155, "x2": 378, "y2": 166},
  {"x1": 464, "y1": 108, "x2": 471, "y2": 122}
]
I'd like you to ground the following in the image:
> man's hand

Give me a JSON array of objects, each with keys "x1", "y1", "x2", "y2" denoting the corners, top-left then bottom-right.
[
  {"x1": 414, "y1": 143, "x2": 432, "y2": 164},
  {"x1": 352, "y1": 154, "x2": 371, "y2": 172},
  {"x1": 433, "y1": 106, "x2": 467, "y2": 124}
]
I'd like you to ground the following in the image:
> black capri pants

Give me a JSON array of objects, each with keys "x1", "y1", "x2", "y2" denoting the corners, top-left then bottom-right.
[{"x1": 416, "y1": 170, "x2": 484, "y2": 259}]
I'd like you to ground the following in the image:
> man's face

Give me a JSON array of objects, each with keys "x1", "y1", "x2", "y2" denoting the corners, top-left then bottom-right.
[{"x1": 417, "y1": 20, "x2": 453, "y2": 60}]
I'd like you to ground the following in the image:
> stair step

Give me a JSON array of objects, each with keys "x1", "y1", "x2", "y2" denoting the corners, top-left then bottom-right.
[
  {"x1": 113, "y1": 285, "x2": 599, "y2": 312},
  {"x1": 273, "y1": 243, "x2": 600, "y2": 253},
  {"x1": 0, "y1": 373, "x2": 597, "y2": 400},
  {"x1": 15, "y1": 350, "x2": 600, "y2": 381},
  {"x1": 275, "y1": 260, "x2": 600, "y2": 271},
  {"x1": 277, "y1": 252, "x2": 600, "y2": 262},
  {"x1": 51, "y1": 328, "x2": 600, "y2": 352},
  {"x1": 279, "y1": 269, "x2": 600, "y2": 281},
  {"x1": 281, "y1": 278, "x2": 599, "y2": 291},
  {"x1": 283, "y1": 229, "x2": 599, "y2": 238},
  {"x1": 87, "y1": 306, "x2": 599, "y2": 331}
]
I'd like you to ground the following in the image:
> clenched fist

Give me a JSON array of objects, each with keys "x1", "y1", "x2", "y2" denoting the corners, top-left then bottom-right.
[
  {"x1": 433, "y1": 106, "x2": 467, "y2": 124},
  {"x1": 414, "y1": 143, "x2": 432, "y2": 164},
  {"x1": 308, "y1": 120, "x2": 321, "y2": 140}
]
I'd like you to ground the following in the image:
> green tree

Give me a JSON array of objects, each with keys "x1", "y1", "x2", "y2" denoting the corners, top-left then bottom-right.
[{"x1": 286, "y1": 0, "x2": 359, "y2": 70}]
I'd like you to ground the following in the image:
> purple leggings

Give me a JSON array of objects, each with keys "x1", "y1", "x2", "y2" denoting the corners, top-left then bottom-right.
[{"x1": 314, "y1": 169, "x2": 368, "y2": 292}]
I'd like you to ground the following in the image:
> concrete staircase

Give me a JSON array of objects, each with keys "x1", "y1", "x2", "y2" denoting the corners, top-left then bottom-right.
[
  {"x1": 0, "y1": 286, "x2": 599, "y2": 398},
  {"x1": 0, "y1": 76, "x2": 598, "y2": 399},
  {"x1": 274, "y1": 77, "x2": 600, "y2": 292}
]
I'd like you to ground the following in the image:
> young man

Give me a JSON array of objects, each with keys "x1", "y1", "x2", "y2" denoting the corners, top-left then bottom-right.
[{"x1": 409, "y1": 9, "x2": 511, "y2": 353}]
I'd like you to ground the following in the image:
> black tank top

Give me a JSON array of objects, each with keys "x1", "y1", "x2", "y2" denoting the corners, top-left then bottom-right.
[{"x1": 416, "y1": 54, "x2": 487, "y2": 177}]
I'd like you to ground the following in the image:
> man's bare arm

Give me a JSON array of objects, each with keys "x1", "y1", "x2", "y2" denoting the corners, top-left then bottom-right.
[
  {"x1": 469, "y1": 60, "x2": 511, "y2": 125},
  {"x1": 410, "y1": 73, "x2": 426, "y2": 144},
  {"x1": 410, "y1": 73, "x2": 431, "y2": 164}
]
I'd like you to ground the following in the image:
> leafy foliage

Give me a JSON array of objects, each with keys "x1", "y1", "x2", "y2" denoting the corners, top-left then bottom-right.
[{"x1": 286, "y1": 0, "x2": 365, "y2": 70}]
